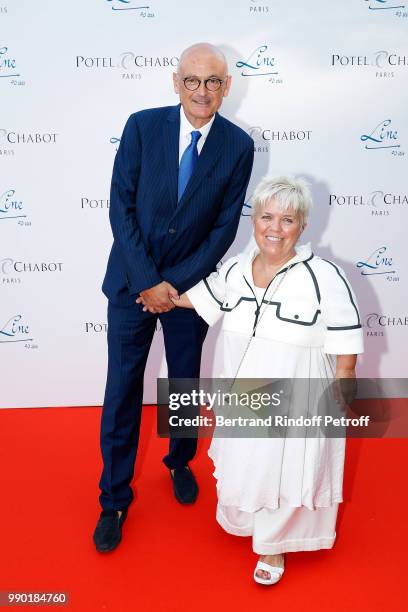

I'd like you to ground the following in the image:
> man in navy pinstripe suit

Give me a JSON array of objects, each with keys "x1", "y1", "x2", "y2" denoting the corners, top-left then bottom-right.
[{"x1": 94, "y1": 43, "x2": 254, "y2": 552}]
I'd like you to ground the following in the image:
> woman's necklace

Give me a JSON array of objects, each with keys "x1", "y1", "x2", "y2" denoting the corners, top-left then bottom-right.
[
  {"x1": 253, "y1": 252, "x2": 294, "y2": 288},
  {"x1": 227, "y1": 262, "x2": 294, "y2": 392}
]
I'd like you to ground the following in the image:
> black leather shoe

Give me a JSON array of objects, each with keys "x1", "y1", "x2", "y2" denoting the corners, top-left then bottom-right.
[
  {"x1": 170, "y1": 466, "x2": 198, "y2": 504},
  {"x1": 93, "y1": 509, "x2": 127, "y2": 552}
]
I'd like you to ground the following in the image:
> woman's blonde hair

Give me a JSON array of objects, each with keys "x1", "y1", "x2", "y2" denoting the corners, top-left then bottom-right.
[{"x1": 251, "y1": 175, "x2": 313, "y2": 227}]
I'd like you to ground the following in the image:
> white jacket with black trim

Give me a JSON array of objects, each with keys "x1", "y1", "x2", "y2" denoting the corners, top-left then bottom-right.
[{"x1": 186, "y1": 243, "x2": 364, "y2": 355}]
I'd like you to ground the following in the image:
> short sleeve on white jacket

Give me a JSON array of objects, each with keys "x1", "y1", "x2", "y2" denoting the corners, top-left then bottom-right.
[
  {"x1": 186, "y1": 257, "x2": 237, "y2": 326},
  {"x1": 317, "y1": 259, "x2": 364, "y2": 355}
]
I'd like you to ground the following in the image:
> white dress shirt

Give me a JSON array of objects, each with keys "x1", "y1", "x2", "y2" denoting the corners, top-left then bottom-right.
[{"x1": 178, "y1": 106, "x2": 215, "y2": 163}]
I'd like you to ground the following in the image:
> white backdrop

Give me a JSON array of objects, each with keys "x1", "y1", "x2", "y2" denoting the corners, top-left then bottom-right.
[{"x1": 1, "y1": 0, "x2": 407, "y2": 408}]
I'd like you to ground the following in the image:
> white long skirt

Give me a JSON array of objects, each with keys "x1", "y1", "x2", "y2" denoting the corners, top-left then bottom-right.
[
  {"x1": 209, "y1": 333, "x2": 343, "y2": 553},
  {"x1": 216, "y1": 501, "x2": 338, "y2": 555}
]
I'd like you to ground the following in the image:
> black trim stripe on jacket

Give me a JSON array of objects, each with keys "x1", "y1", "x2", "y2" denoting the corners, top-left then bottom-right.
[{"x1": 322, "y1": 259, "x2": 361, "y2": 327}]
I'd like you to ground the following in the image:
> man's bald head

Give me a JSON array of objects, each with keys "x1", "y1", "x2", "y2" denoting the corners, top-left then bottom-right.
[
  {"x1": 178, "y1": 43, "x2": 228, "y2": 75},
  {"x1": 173, "y1": 42, "x2": 232, "y2": 128}
]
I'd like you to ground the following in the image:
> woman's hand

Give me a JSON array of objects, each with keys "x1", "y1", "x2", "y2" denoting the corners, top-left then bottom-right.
[
  {"x1": 333, "y1": 355, "x2": 357, "y2": 408},
  {"x1": 171, "y1": 293, "x2": 194, "y2": 309}
]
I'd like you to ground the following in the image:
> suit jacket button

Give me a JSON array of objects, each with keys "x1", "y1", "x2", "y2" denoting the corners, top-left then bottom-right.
[{"x1": 168, "y1": 228, "x2": 176, "y2": 234}]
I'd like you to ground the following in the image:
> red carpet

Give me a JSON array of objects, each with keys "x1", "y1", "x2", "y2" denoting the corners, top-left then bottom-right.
[{"x1": 0, "y1": 406, "x2": 406, "y2": 611}]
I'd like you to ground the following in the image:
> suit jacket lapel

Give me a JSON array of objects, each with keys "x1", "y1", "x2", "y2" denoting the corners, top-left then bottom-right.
[
  {"x1": 163, "y1": 105, "x2": 180, "y2": 210},
  {"x1": 177, "y1": 112, "x2": 225, "y2": 209}
]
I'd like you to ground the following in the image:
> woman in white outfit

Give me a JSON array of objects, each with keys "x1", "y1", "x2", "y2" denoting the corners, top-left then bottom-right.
[{"x1": 172, "y1": 176, "x2": 364, "y2": 585}]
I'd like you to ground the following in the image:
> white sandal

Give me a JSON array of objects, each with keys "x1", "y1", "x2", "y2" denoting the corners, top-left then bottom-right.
[{"x1": 253, "y1": 560, "x2": 285, "y2": 585}]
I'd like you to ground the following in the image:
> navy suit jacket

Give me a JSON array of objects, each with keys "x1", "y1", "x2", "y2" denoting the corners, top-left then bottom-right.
[{"x1": 102, "y1": 104, "x2": 254, "y2": 306}]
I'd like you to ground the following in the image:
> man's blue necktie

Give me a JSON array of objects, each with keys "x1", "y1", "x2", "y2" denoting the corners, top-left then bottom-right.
[{"x1": 178, "y1": 130, "x2": 202, "y2": 201}]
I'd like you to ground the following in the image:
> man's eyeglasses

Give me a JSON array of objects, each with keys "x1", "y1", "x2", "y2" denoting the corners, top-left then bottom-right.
[{"x1": 182, "y1": 76, "x2": 226, "y2": 92}]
